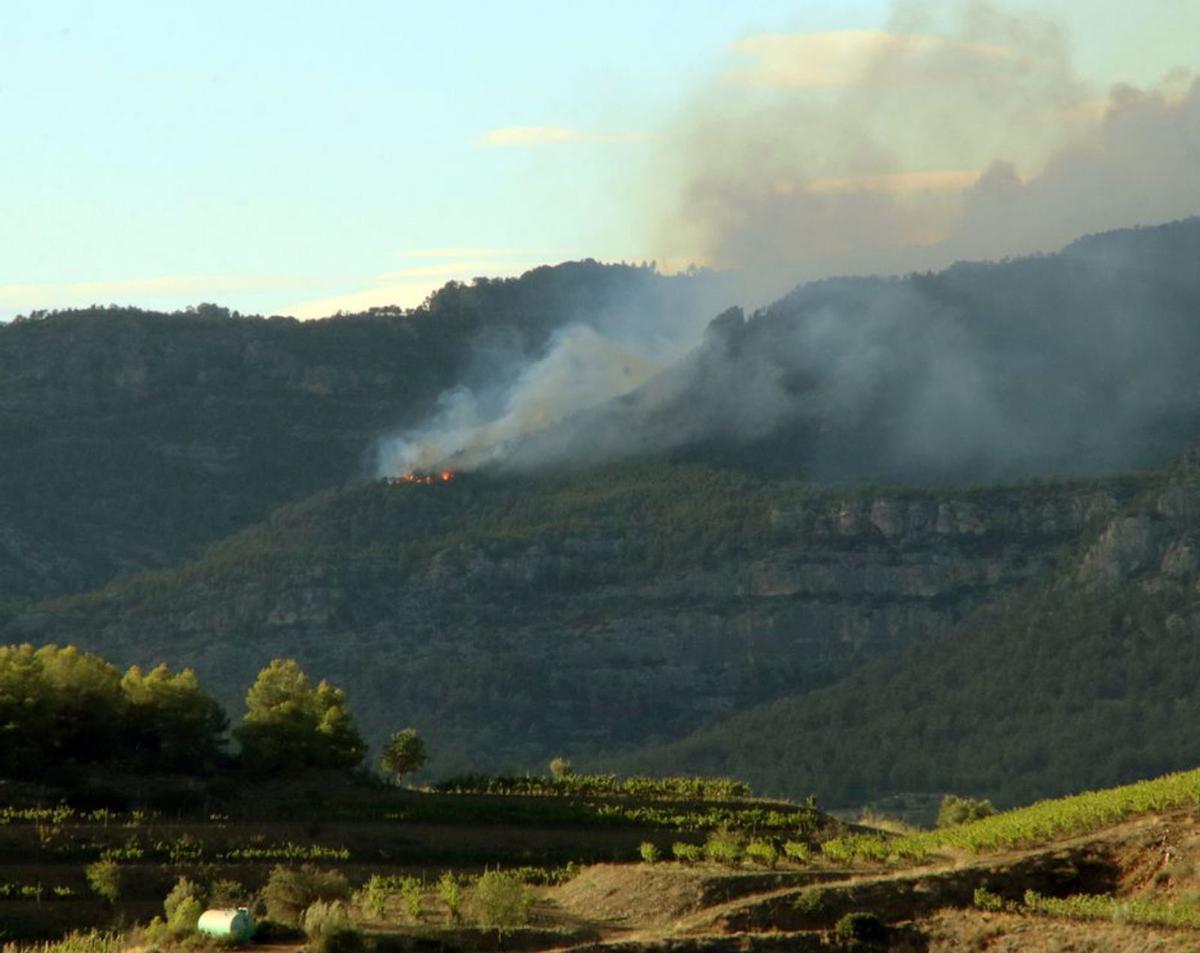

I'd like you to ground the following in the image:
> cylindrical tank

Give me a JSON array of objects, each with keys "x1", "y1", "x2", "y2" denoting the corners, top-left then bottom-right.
[{"x1": 197, "y1": 907, "x2": 255, "y2": 941}]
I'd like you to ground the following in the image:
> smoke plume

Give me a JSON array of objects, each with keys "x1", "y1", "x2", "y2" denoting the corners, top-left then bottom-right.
[{"x1": 376, "y1": 2, "x2": 1200, "y2": 484}]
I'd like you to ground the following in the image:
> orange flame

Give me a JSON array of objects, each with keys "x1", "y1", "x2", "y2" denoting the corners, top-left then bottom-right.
[{"x1": 387, "y1": 469, "x2": 457, "y2": 486}]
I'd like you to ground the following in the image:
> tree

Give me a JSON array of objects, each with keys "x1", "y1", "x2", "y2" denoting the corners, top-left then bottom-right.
[
  {"x1": 549, "y1": 756, "x2": 573, "y2": 780},
  {"x1": 86, "y1": 859, "x2": 123, "y2": 904},
  {"x1": 235, "y1": 660, "x2": 366, "y2": 772},
  {"x1": 121, "y1": 664, "x2": 228, "y2": 769},
  {"x1": 379, "y1": 729, "x2": 427, "y2": 784},
  {"x1": 471, "y1": 870, "x2": 532, "y2": 936},
  {"x1": 937, "y1": 794, "x2": 997, "y2": 828}
]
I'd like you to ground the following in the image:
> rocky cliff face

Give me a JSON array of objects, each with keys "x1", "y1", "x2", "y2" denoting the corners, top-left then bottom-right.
[{"x1": 12, "y1": 475, "x2": 1142, "y2": 776}]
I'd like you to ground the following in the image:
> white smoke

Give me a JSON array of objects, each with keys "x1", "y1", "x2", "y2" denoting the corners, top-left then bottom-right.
[
  {"x1": 375, "y1": 2, "x2": 1200, "y2": 481},
  {"x1": 376, "y1": 323, "x2": 663, "y2": 475}
]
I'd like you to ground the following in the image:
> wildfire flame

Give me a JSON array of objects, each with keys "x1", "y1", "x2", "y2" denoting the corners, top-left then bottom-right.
[{"x1": 387, "y1": 469, "x2": 457, "y2": 486}]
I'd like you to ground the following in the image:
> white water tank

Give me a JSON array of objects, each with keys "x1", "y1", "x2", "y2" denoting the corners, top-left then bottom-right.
[{"x1": 197, "y1": 907, "x2": 255, "y2": 941}]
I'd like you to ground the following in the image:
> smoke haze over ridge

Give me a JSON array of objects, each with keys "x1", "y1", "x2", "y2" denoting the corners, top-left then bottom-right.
[{"x1": 375, "y1": 1, "x2": 1200, "y2": 485}]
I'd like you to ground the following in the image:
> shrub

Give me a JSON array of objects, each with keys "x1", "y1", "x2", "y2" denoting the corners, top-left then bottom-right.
[
  {"x1": 262, "y1": 865, "x2": 351, "y2": 926},
  {"x1": 973, "y1": 886, "x2": 1007, "y2": 911},
  {"x1": 359, "y1": 874, "x2": 389, "y2": 919},
  {"x1": 672, "y1": 842, "x2": 703, "y2": 862},
  {"x1": 313, "y1": 929, "x2": 366, "y2": 953},
  {"x1": 252, "y1": 919, "x2": 305, "y2": 942},
  {"x1": 398, "y1": 876, "x2": 423, "y2": 922},
  {"x1": 745, "y1": 839, "x2": 778, "y2": 867},
  {"x1": 437, "y1": 871, "x2": 462, "y2": 923},
  {"x1": 303, "y1": 899, "x2": 352, "y2": 939},
  {"x1": 549, "y1": 757, "x2": 573, "y2": 779},
  {"x1": 639, "y1": 841, "x2": 661, "y2": 864},
  {"x1": 783, "y1": 841, "x2": 812, "y2": 864},
  {"x1": 303, "y1": 900, "x2": 364, "y2": 953},
  {"x1": 164, "y1": 876, "x2": 206, "y2": 921},
  {"x1": 209, "y1": 879, "x2": 245, "y2": 909},
  {"x1": 833, "y1": 911, "x2": 887, "y2": 945},
  {"x1": 86, "y1": 859, "x2": 122, "y2": 903},
  {"x1": 471, "y1": 870, "x2": 532, "y2": 935},
  {"x1": 937, "y1": 794, "x2": 997, "y2": 828},
  {"x1": 703, "y1": 828, "x2": 743, "y2": 865},
  {"x1": 168, "y1": 896, "x2": 204, "y2": 935}
]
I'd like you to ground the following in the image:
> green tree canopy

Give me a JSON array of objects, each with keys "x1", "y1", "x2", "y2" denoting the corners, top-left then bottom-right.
[
  {"x1": 0, "y1": 644, "x2": 230, "y2": 777},
  {"x1": 121, "y1": 664, "x2": 228, "y2": 769},
  {"x1": 235, "y1": 659, "x2": 366, "y2": 772},
  {"x1": 379, "y1": 728, "x2": 427, "y2": 784}
]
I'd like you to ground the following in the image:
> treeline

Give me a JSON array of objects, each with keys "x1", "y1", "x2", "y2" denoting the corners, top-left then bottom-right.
[{"x1": 0, "y1": 646, "x2": 370, "y2": 779}]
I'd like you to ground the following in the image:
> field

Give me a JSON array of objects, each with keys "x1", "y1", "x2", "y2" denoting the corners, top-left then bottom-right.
[
  {"x1": 0, "y1": 771, "x2": 831, "y2": 943},
  {"x1": 8, "y1": 768, "x2": 1200, "y2": 951}
]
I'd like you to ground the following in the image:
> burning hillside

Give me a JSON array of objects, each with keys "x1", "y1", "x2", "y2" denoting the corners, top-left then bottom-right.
[{"x1": 385, "y1": 470, "x2": 456, "y2": 486}]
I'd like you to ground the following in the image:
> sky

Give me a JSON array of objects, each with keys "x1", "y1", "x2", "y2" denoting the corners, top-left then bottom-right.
[{"x1": 2, "y1": 0, "x2": 1198, "y2": 320}]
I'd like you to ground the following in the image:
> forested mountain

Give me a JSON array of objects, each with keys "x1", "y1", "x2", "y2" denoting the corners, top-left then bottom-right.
[
  {"x1": 498, "y1": 218, "x2": 1200, "y2": 483},
  {"x1": 5, "y1": 219, "x2": 1200, "y2": 806},
  {"x1": 6, "y1": 461, "x2": 1143, "y2": 781},
  {"x1": 617, "y1": 453, "x2": 1200, "y2": 807},
  {"x1": 0, "y1": 262, "x2": 715, "y2": 615}
]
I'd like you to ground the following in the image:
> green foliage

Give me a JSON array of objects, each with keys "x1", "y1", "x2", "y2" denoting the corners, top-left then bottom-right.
[
  {"x1": 972, "y1": 886, "x2": 1009, "y2": 912},
  {"x1": 672, "y1": 842, "x2": 703, "y2": 862},
  {"x1": 823, "y1": 767, "x2": 1200, "y2": 863},
  {"x1": 302, "y1": 900, "x2": 366, "y2": 953},
  {"x1": 548, "y1": 757, "x2": 573, "y2": 779},
  {"x1": 2, "y1": 931, "x2": 124, "y2": 953},
  {"x1": 84, "y1": 859, "x2": 122, "y2": 903},
  {"x1": 208, "y1": 879, "x2": 245, "y2": 908},
  {"x1": 379, "y1": 729, "x2": 427, "y2": 784},
  {"x1": 437, "y1": 872, "x2": 462, "y2": 924},
  {"x1": 0, "y1": 645, "x2": 227, "y2": 778},
  {"x1": 164, "y1": 876, "x2": 206, "y2": 927},
  {"x1": 431, "y1": 772, "x2": 752, "y2": 800},
  {"x1": 471, "y1": 870, "x2": 533, "y2": 935},
  {"x1": 235, "y1": 660, "x2": 366, "y2": 773},
  {"x1": 744, "y1": 838, "x2": 779, "y2": 867},
  {"x1": 703, "y1": 828, "x2": 743, "y2": 865},
  {"x1": 261, "y1": 865, "x2": 351, "y2": 927},
  {"x1": 638, "y1": 841, "x2": 660, "y2": 863},
  {"x1": 120, "y1": 664, "x2": 228, "y2": 769},
  {"x1": 167, "y1": 896, "x2": 204, "y2": 936},
  {"x1": 833, "y1": 911, "x2": 887, "y2": 945},
  {"x1": 783, "y1": 841, "x2": 812, "y2": 864},
  {"x1": 359, "y1": 875, "x2": 389, "y2": 919},
  {"x1": 302, "y1": 899, "x2": 352, "y2": 939},
  {"x1": 1021, "y1": 890, "x2": 1200, "y2": 929},
  {"x1": 937, "y1": 794, "x2": 996, "y2": 828},
  {"x1": 397, "y1": 876, "x2": 423, "y2": 922}
]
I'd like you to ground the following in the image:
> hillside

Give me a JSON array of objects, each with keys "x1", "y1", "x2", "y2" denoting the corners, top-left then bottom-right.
[
  {"x1": 501, "y1": 218, "x2": 1200, "y2": 483},
  {"x1": 618, "y1": 453, "x2": 1200, "y2": 807},
  {"x1": 6, "y1": 219, "x2": 1200, "y2": 804},
  {"x1": 0, "y1": 262, "x2": 715, "y2": 614},
  {"x1": 7, "y1": 461, "x2": 1146, "y2": 784}
]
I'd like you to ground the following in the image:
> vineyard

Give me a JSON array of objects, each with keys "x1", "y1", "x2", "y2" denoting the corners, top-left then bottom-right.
[
  {"x1": 820, "y1": 767, "x2": 1200, "y2": 863},
  {"x1": 429, "y1": 773, "x2": 754, "y2": 800},
  {"x1": 7, "y1": 764, "x2": 1200, "y2": 950}
]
